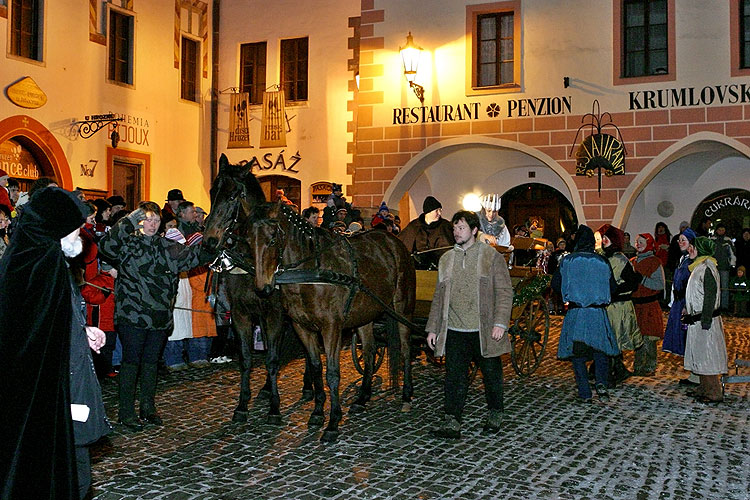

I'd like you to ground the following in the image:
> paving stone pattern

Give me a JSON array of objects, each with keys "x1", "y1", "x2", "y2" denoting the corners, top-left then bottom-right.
[{"x1": 91, "y1": 316, "x2": 750, "y2": 499}]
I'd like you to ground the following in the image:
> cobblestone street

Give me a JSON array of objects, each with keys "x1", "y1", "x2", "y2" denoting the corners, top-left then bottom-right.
[{"x1": 91, "y1": 316, "x2": 750, "y2": 500}]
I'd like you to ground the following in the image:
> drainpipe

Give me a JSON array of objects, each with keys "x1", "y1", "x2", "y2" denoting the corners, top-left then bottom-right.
[{"x1": 209, "y1": 0, "x2": 220, "y2": 181}]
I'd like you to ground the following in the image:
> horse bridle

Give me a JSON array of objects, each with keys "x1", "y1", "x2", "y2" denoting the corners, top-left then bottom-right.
[{"x1": 208, "y1": 178, "x2": 254, "y2": 274}]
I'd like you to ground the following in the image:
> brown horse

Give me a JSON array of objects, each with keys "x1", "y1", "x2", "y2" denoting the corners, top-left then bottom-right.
[
  {"x1": 250, "y1": 201, "x2": 416, "y2": 443},
  {"x1": 203, "y1": 155, "x2": 311, "y2": 425}
]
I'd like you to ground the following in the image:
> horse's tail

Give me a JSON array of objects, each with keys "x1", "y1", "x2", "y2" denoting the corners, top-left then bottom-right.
[{"x1": 385, "y1": 315, "x2": 401, "y2": 390}]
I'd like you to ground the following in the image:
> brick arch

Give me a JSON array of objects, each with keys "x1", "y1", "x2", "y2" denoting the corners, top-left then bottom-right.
[
  {"x1": 0, "y1": 115, "x2": 73, "y2": 189},
  {"x1": 382, "y1": 136, "x2": 586, "y2": 223},
  {"x1": 612, "y1": 132, "x2": 750, "y2": 228}
]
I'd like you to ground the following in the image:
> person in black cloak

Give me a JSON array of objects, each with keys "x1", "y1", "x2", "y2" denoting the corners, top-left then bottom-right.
[{"x1": 0, "y1": 186, "x2": 110, "y2": 499}]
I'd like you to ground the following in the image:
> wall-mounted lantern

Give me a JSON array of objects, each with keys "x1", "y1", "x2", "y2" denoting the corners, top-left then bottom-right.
[
  {"x1": 400, "y1": 32, "x2": 424, "y2": 104},
  {"x1": 74, "y1": 113, "x2": 124, "y2": 148}
]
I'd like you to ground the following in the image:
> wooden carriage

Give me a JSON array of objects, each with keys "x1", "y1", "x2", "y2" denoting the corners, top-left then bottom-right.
[{"x1": 351, "y1": 239, "x2": 552, "y2": 378}]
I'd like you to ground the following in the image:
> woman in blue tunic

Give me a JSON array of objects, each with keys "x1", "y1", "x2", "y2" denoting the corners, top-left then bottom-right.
[
  {"x1": 662, "y1": 228, "x2": 698, "y2": 385},
  {"x1": 552, "y1": 225, "x2": 619, "y2": 402}
]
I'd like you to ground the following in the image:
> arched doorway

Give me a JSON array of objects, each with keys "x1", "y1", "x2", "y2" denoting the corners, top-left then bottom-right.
[
  {"x1": 691, "y1": 188, "x2": 750, "y2": 237},
  {"x1": 500, "y1": 183, "x2": 578, "y2": 244},
  {"x1": 381, "y1": 137, "x2": 584, "y2": 224},
  {"x1": 0, "y1": 115, "x2": 72, "y2": 189},
  {"x1": 258, "y1": 175, "x2": 301, "y2": 210}
]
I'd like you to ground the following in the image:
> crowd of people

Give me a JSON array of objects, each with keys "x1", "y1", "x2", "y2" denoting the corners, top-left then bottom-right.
[{"x1": 0, "y1": 172, "x2": 745, "y2": 494}]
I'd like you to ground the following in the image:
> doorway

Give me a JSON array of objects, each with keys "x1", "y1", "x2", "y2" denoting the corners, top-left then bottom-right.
[
  {"x1": 258, "y1": 175, "x2": 301, "y2": 209},
  {"x1": 500, "y1": 183, "x2": 578, "y2": 244},
  {"x1": 112, "y1": 158, "x2": 142, "y2": 210},
  {"x1": 691, "y1": 188, "x2": 750, "y2": 237}
]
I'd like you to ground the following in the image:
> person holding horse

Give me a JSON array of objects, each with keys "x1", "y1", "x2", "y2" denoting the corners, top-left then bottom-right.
[
  {"x1": 398, "y1": 195, "x2": 454, "y2": 270},
  {"x1": 426, "y1": 210, "x2": 513, "y2": 439}
]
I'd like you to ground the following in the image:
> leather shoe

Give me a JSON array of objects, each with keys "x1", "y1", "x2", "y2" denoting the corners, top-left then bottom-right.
[
  {"x1": 119, "y1": 416, "x2": 144, "y2": 432},
  {"x1": 140, "y1": 412, "x2": 163, "y2": 426}
]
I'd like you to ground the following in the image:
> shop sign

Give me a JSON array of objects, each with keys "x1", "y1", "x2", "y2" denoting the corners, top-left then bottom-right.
[
  {"x1": 629, "y1": 83, "x2": 750, "y2": 110},
  {"x1": 0, "y1": 139, "x2": 40, "y2": 179},
  {"x1": 260, "y1": 90, "x2": 287, "y2": 148},
  {"x1": 703, "y1": 195, "x2": 750, "y2": 217},
  {"x1": 392, "y1": 95, "x2": 572, "y2": 124},
  {"x1": 107, "y1": 114, "x2": 150, "y2": 147},
  {"x1": 228, "y1": 92, "x2": 251, "y2": 148},
  {"x1": 246, "y1": 150, "x2": 301, "y2": 173},
  {"x1": 5, "y1": 76, "x2": 47, "y2": 109},
  {"x1": 311, "y1": 181, "x2": 332, "y2": 204}
]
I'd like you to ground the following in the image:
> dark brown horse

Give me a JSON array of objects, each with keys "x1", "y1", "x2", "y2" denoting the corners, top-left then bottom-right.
[
  {"x1": 250, "y1": 201, "x2": 416, "y2": 443},
  {"x1": 203, "y1": 155, "x2": 310, "y2": 425}
]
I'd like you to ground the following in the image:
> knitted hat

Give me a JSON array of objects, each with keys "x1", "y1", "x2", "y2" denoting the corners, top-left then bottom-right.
[
  {"x1": 422, "y1": 196, "x2": 442, "y2": 214},
  {"x1": 681, "y1": 227, "x2": 697, "y2": 243},
  {"x1": 165, "y1": 227, "x2": 186, "y2": 244},
  {"x1": 637, "y1": 233, "x2": 655, "y2": 253},
  {"x1": 597, "y1": 223, "x2": 624, "y2": 252},
  {"x1": 694, "y1": 236, "x2": 715, "y2": 257},
  {"x1": 378, "y1": 201, "x2": 389, "y2": 213}
]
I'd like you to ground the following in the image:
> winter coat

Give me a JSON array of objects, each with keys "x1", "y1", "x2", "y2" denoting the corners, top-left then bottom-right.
[
  {"x1": 712, "y1": 235, "x2": 736, "y2": 270},
  {"x1": 99, "y1": 217, "x2": 207, "y2": 330},
  {"x1": 684, "y1": 258, "x2": 727, "y2": 375},
  {"x1": 631, "y1": 252, "x2": 665, "y2": 338},
  {"x1": 398, "y1": 215, "x2": 454, "y2": 269},
  {"x1": 425, "y1": 242, "x2": 512, "y2": 358}
]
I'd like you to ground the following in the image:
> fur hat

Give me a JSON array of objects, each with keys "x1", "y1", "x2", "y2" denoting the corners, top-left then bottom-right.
[
  {"x1": 597, "y1": 223, "x2": 625, "y2": 252},
  {"x1": 422, "y1": 196, "x2": 442, "y2": 214}
]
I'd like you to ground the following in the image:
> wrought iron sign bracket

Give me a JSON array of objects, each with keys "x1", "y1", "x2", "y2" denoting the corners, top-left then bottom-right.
[{"x1": 74, "y1": 113, "x2": 124, "y2": 147}]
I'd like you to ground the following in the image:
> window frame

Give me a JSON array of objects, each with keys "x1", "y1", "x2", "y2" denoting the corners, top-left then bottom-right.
[
  {"x1": 613, "y1": 0, "x2": 675, "y2": 85},
  {"x1": 106, "y1": 5, "x2": 135, "y2": 88},
  {"x1": 239, "y1": 41, "x2": 267, "y2": 106},
  {"x1": 730, "y1": 0, "x2": 750, "y2": 76},
  {"x1": 180, "y1": 34, "x2": 200, "y2": 103},
  {"x1": 7, "y1": 0, "x2": 44, "y2": 63},
  {"x1": 465, "y1": 1, "x2": 521, "y2": 96},
  {"x1": 280, "y1": 36, "x2": 309, "y2": 103}
]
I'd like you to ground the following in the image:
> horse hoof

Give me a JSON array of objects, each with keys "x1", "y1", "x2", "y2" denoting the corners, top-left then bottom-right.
[
  {"x1": 266, "y1": 414, "x2": 283, "y2": 426},
  {"x1": 301, "y1": 390, "x2": 314, "y2": 402},
  {"x1": 256, "y1": 389, "x2": 272, "y2": 401},
  {"x1": 401, "y1": 402, "x2": 413, "y2": 413},
  {"x1": 308, "y1": 415, "x2": 325, "y2": 427},
  {"x1": 232, "y1": 411, "x2": 248, "y2": 423},
  {"x1": 321, "y1": 430, "x2": 339, "y2": 443},
  {"x1": 349, "y1": 403, "x2": 366, "y2": 414}
]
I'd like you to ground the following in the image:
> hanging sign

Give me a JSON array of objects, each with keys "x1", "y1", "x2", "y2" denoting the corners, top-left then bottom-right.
[
  {"x1": 228, "y1": 92, "x2": 251, "y2": 149},
  {"x1": 260, "y1": 90, "x2": 286, "y2": 148},
  {"x1": 5, "y1": 76, "x2": 47, "y2": 109}
]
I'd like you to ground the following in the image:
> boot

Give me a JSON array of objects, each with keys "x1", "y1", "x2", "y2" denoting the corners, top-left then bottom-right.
[
  {"x1": 482, "y1": 409, "x2": 503, "y2": 433},
  {"x1": 686, "y1": 375, "x2": 707, "y2": 398},
  {"x1": 612, "y1": 354, "x2": 633, "y2": 385},
  {"x1": 696, "y1": 375, "x2": 723, "y2": 403},
  {"x1": 118, "y1": 363, "x2": 143, "y2": 431},
  {"x1": 138, "y1": 362, "x2": 163, "y2": 426},
  {"x1": 595, "y1": 383, "x2": 610, "y2": 403},
  {"x1": 429, "y1": 414, "x2": 461, "y2": 439}
]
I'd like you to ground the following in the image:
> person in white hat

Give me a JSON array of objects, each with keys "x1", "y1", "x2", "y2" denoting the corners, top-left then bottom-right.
[{"x1": 476, "y1": 194, "x2": 511, "y2": 247}]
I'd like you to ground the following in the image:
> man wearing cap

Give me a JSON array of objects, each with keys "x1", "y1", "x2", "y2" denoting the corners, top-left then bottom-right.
[
  {"x1": 107, "y1": 195, "x2": 127, "y2": 223},
  {"x1": 398, "y1": 195, "x2": 454, "y2": 270},
  {"x1": 163, "y1": 188, "x2": 185, "y2": 218}
]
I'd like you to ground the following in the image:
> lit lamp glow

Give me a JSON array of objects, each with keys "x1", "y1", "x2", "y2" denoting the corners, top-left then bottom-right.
[
  {"x1": 400, "y1": 32, "x2": 425, "y2": 104},
  {"x1": 462, "y1": 193, "x2": 482, "y2": 212}
]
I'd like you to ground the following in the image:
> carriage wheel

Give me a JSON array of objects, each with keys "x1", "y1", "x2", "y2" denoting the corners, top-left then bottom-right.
[
  {"x1": 351, "y1": 330, "x2": 386, "y2": 375},
  {"x1": 510, "y1": 297, "x2": 550, "y2": 377}
]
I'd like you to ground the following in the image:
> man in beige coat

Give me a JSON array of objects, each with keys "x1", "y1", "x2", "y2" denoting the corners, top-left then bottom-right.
[{"x1": 426, "y1": 210, "x2": 513, "y2": 438}]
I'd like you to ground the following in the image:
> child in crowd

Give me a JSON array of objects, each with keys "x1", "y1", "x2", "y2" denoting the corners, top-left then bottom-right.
[{"x1": 730, "y1": 265, "x2": 749, "y2": 316}]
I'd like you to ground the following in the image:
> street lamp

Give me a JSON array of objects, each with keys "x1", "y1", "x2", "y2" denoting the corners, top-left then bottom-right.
[{"x1": 400, "y1": 32, "x2": 424, "y2": 104}]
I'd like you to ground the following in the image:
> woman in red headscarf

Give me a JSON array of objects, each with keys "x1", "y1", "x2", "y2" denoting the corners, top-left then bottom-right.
[{"x1": 631, "y1": 233, "x2": 666, "y2": 376}]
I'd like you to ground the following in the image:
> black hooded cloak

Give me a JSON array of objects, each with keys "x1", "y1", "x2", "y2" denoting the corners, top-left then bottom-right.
[{"x1": 0, "y1": 187, "x2": 87, "y2": 499}]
